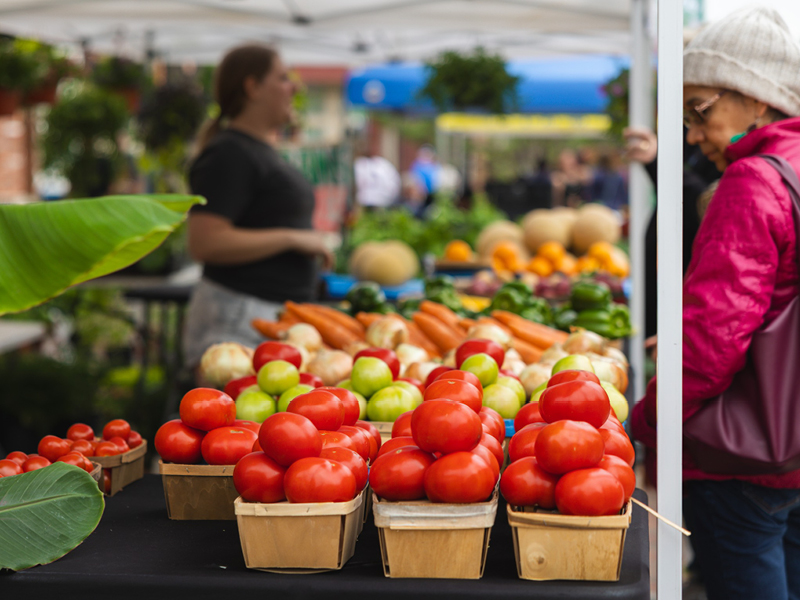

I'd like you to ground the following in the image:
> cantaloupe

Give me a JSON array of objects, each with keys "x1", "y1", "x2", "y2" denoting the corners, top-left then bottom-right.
[
  {"x1": 476, "y1": 220, "x2": 524, "y2": 257},
  {"x1": 571, "y1": 204, "x2": 621, "y2": 254},
  {"x1": 350, "y1": 240, "x2": 419, "y2": 286},
  {"x1": 522, "y1": 211, "x2": 571, "y2": 253}
]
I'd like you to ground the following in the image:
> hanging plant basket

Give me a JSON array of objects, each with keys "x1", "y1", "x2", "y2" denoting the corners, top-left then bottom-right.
[{"x1": 0, "y1": 88, "x2": 20, "y2": 116}]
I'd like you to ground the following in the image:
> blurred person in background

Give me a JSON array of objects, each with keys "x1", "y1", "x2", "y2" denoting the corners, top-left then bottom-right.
[
  {"x1": 183, "y1": 44, "x2": 333, "y2": 370},
  {"x1": 589, "y1": 152, "x2": 627, "y2": 211},
  {"x1": 353, "y1": 143, "x2": 401, "y2": 211},
  {"x1": 551, "y1": 149, "x2": 589, "y2": 207}
]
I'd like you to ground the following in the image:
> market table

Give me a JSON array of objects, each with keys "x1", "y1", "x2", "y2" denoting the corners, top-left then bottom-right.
[{"x1": 0, "y1": 475, "x2": 650, "y2": 599}]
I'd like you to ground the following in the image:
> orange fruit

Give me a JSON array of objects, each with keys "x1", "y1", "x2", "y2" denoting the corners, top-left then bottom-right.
[
  {"x1": 587, "y1": 241, "x2": 614, "y2": 263},
  {"x1": 554, "y1": 253, "x2": 578, "y2": 276},
  {"x1": 576, "y1": 256, "x2": 601, "y2": 274},
  {"x1": 527, "y1": 256, "x2": 554, "y2": 277},
  {"x1": 538, "y1": 241, "x2": 566, "y2": 264},
  {"x1": 444, "y1": 240, "x2": 473, "y2": 262}
]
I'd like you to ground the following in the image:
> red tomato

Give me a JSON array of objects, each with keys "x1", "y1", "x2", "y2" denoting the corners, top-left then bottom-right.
[
  {"x1": 411, "y1": 400, "x2": 483, "y2": 455},
  {"x1": 95, "y1": 441, "x2": 121, "y2": 457},
  {"x1": 456, "y1": 339, "x2": 505, "y2": 371},
  {"x1": 38, "y1": 435, "x2": 72, "y2": 463},
  {"x1": 555, "y1": 468, "x2": 626, "y2": 516},
  {"x1": 480, "y1": 432, "x2": 505, "y2": 471},
  {"x1": 539, "y1": 381, "x2": 610, "y2": 428},
  {"x1": 127, "y1": 430, "x2": 143, "y2": 449},
  {"x1": 319, "y1": 430, "x2": 356, "y2": 453},
  {"x1": 5, "y1": 451, "x2": 27, "y2": 466},
  {"x1": 252, "y1": 439, "x2": 263, "y2": 452},
  {"x1": 423, "y1": 379, "x2": 482, "y2": 414},
  {"x1": 423, "y1": 451, "x2": 497, "y2": 503},
  {"x1": 56, "y1": 451, "x2": 91, "y2": 472},
  {"x1": 600, "y1": 429, "x2": 636, "y2": 467},
  {"x1": 71, "y1": 439, "x2": 95, "y2": 457},
  {"x1": 547, "y1": 369, "x2": 601, "y2": 387},
  {"x1": 258, "y1": 413, "x2": 322, "y2": 467},
  {"x1": 320, "y1": 447, "x2": 368, "y2": 491},
  {"x1": 201, "y1": 427, "x2": 258, "y2": 465},
  {"x1": 600, "y1": 415, "x2": 626, "y2": 435},
  {"x1": 103, "y1": 469, "x2": 112, "y2": 494},
  {"x1": 284, "y1": 457, "x2": 357, "y2": 503},
  {"x1": 233, "y1": 451, "x2": 286, "y2": 503},
  {"x1": 514, "y1": 402, "x2": 546, "y2": 432},
  {"x1": 508, "y1": 422, "x2": 547, "y2": 462},
  {"x1": 377, "y1": 436, "x2": 417, "y2": 458},
  {"x1": 179, "y1": 388, "x2": 236, "y2": 432},
  {"x1": 354, "y1": 348, "x2": 401, "y2": 380},
  {"x1": 103, "y1": 419, "x2": 131, "y2": 441},
  {"x1": 424, "y1": 365, "x2": 454, "y2": 388},
  {"x1": 499, "y1": 369, "x2": 521, "y2": 382},
  {"x1": 355, "y1": 420, "x2": 382, "y2": 458},
  {"x1": 22, "y1": 455, "x2": 51, "y2": 472},
  {"x1": 318, "y1": 387, "x2": 360, "y2": 426},
  {"x1": 287, "y1": 390, "x2": 345, "y2": 431},
  {"x1": 480, "y1": 406, "x2": 506, "y2": 443},
  {"x1": 233, "y1": 420, "x2": 261, "y2": 434},
  {"x1": 0, "y1": 459, "x2": 23, "y2": 477},
  {"x1": 223, "y1": 375, "x2": 258, "y2": 400},
  {"x1": 369, "y1": 446, "x2": 435, "y2": 501},
  {"x1": 534, "y1": 420, "x2": 605, "y2": 475},
  {"x1": 396, "y1": 377, "x2": 424, "y2": 396},
  {"x1": 337, "y1": 425, "x2": 371, "y2": 461},
  {"x1": 391, "y1": 411, "x2": 414, "y2": 438},
  {"x1": 472, "y1": 443, "x2": 500, "y2": 480},
  {"x1": 298, "y1": 372, "x2": 324, "y2": 388},
  {"x1": 108, "y1": 437, "x2": 130, "y2": 453},
  {"x1": 253, "y1": 341, "x2": 302, "y2": 372},
  {"x1": 500, "y1": 456, "x2": 559, "y2": 508},
  {"x1": 434, "y1": 370, "x2": 484, "y2": 396},
  {"x1": 67, "y1": 423, "x2": 95, "y2": 442},
  {"x1": 598, "y1": 454, "x2": 636, "y2": 502},
  {"x1": 155, "y1": 419, "x2": 205, "y2": 464}
]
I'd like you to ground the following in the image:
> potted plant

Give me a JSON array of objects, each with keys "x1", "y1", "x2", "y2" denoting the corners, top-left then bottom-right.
[
  {"x1": 0, "y1": 39, "x2": 40, "y2": 115},
  {"x1": 419, "y1": 47, "x2": 520, "y2": 114},
  {"x1": 91, "y1": 56, "x2": 148, "y2": 113},
  {"x1": 22, "y1": 41, "x2": 81, "y2": 106},
  {"x1": 42, "y1": 85, "x2": 129, "y2": 197}
]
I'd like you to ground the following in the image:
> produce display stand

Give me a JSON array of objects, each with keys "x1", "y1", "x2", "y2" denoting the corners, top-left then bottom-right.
[
  {"x1": 159, "y1": 461, "x2": 239, "y2": 520},
  {"x1": 234, "y1": 488, "x2": 366, "y2": 573},
  {"x1": 91, "y1": 441, "x2": 147, "y2": 496}
]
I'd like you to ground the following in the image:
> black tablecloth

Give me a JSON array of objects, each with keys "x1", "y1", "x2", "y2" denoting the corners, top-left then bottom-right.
[{"x1": 0, "y1": 475, "x2": 650, "y2": 600}]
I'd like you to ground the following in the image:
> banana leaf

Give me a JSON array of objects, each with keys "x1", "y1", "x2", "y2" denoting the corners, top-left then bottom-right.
[
  {"x1": 0, "y1": 193, "x2": 205, "y2": 315},
  {"x1": 0, "y1": 462, "x2": 105, "y2": 571}
]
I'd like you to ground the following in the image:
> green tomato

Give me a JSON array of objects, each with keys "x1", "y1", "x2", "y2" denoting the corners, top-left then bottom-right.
[
  {"x1": 461, "y1": 353, "x2": 499, "y2": 387},
  {"x1": 495, "y1": 375, "x2": 526, "y2": 405},
  {"x1": 351, "y1": 356, "x2": 393, "y2": 398},
  {"x1": 337, "y1": 379, "x2": 355, "y2": 391},
  {"x1": 277, "y1": 384, "x2": 314, "y2": 412},
  {"x1": 235, "y1": 388, "x2": 276, "y2": 423},
  {"x1": 601, "y1": 381, "x2": 629, "y2": 422},
  {"x1": 551, "y1": 354, "x2": 595, "y2": 375},
  {"x1": 482, "y1": 383, "x2": 522, "y2": 419},
  {"x1": 257, "y1": 360, "x2": 300, "y2": 396},
  {"x1": 366, "y1": 386, "x2": 414, "y2": 422},
  {"x1": 391, "y1": 380, "x2": 424, "y2": 408},
  {"x1": 531, "y1": 381, "x2": 547, "y2": 405}
]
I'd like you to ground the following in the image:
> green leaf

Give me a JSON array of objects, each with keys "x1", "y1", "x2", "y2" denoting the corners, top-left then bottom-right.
[
  {"x1": 0, "y1": 194, "x2": 205, "y2": 315},
  {"x1": 0, "y1": 463, "x2": 105, "y2": 571}
]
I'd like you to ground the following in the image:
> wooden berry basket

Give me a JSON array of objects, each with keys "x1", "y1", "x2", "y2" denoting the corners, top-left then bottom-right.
[
  {"x1": 372, "y1": 488, "x2": 499, "y2": 579},
  {"x1": 159, "y1": 461, "x2": 239, "y2": 520},
  {"x1": 234, "y1": 487, "x2": 366, "y2": 573},
  {"x1": 91, "y1": 441, "x2": 147, "y2": 496},
  {"x1": 89, "y1": 461, "x2": 102, "y2": 488},
  {"x1": 507, "y1": 500, "x2": 632, "y2": 581}
]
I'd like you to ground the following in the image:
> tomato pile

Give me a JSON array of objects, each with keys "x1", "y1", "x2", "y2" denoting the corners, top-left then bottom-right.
[
  {"x1": 0, "y1": 419, "x2": 143, "y2": 493},
  {"x1": 500, "y1": 369, "x2": 635, "y2": 516}
]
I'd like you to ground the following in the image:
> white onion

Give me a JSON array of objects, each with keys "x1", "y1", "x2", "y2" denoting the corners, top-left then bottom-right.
[
  {"x1": 307, "y1": 349, "x2": 353, "y2": 386},
  {"x1": 199, "y1": 342, "x2": 255, "y2": 387},
  {"x1": 366, "y1": 317, "x2": 410, "y2": 349}
]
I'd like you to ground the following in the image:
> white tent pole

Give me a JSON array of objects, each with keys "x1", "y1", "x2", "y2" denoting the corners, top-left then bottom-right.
[
  {"x1": 628, "y1": 0, "x2": 653, "y2": 408},
  {"x1": 656, "y1": 0, "x2": 684, "y2": 598}
]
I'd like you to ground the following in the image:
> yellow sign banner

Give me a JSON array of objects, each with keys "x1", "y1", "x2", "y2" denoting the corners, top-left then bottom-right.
[{"x1": 436, "y1": 113, "x2": 611, "y2": 138}]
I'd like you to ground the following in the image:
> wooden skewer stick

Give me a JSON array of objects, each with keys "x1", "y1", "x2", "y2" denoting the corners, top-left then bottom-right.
[{"x1": 631, "y1": 497, "x2": 691, "y2": 537}]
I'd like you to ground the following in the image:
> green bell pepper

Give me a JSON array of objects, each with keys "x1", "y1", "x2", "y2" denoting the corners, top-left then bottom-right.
[
  {"x1": 572, "y1": 303, "x2": 632, "y2": 339},
  {"x1": 554, "y1": 308, "x2": 578, "y2": 331},
  {"x1": 570, "y1": 281, "x2": 613, "y2": 312},
  {"x1": 346, "y1": 281, "x2": 387, "y2": 315}
]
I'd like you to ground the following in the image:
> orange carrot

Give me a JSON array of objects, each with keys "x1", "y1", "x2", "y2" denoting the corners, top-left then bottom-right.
[
  {"x1": 285, "y1": 302, "x2": 359, "y2": 350},
  {"x1": 420, "y1": 300, "x2": 463, "y2": 330},
  {"x1": 278, "y1": 310, "x2": 302, "y2": 325},
  {"x1": 251, "y1": 318, "x2": 289, "y2": 340},
  {"x1": 302, "y1": 303, "x2": 365, "y2": 339},
  {"x1": 412, "y1": 312, "x2": 464, "y2": 354},
  {"x1": 475, "y1": 316, "x2": 513, "y2": 336},
  {"x1": 355, "y1": 312, "x2": 384, "y2": 329},
  {"x1": 491, "y1": 310, "x2": 568, "y2": 348},
  {"x1": 511, "y1": 337, "x2": 544, "y2": 364},
  {"x1": 458, "y1": 317, "x2": 476, "y2": 331},
  {"x1": 404, "y1": 319, "x2": 442, "y2": 358}
]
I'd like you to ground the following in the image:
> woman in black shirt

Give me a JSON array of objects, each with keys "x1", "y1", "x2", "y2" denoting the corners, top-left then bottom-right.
[{"x1": 183, "y1": 44, "x2": 332, "y2": 368}]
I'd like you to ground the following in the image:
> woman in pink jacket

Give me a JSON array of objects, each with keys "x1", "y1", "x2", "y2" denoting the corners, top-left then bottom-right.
[{"x1": 630, "y1": 8, "x2": 800, "y2": 600}]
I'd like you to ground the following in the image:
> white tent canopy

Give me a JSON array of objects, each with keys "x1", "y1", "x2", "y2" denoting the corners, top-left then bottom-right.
[{"x1": 0, "y1": 0, "x2": 631, "y2": 66}]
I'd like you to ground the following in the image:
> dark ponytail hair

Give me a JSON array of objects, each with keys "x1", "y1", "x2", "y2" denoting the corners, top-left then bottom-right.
[{"x1": 195, "y1": 44, "x2": 278, "y2": 153}]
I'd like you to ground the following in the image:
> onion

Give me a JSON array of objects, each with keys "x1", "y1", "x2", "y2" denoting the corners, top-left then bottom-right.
[
  {"x1": 282, "y1": 323, "x2": 322, "y2": 352},
  {"x1": 587, "y1": 353, "x2": 629, "y2": 394},
  {"x1": 562, "y1": 330, "x2": 606, "y2": 355},
  {"x1": 540, "y1": 343, "x2": 568, "y2": 364},
  {"x1": 604, "y1": 345, "x2": 630, "y2": 369},
  {"x1": 503, "y1": 348, "x2": 522, "y2": 367},
  {"x1": 519, "y1": 362, "x2": 555, "y2": 397},
  {"x1": 366, "y1": 317, "x2": 409, "y2": 349},
  {"x1": 503, "y1": 357, "x2": 527, "y2": 376},
  {"x1": 285, "y1": 343, "x2": 310, "y2": 372},
  {"x1": 199, "y1": 342, "x2": 255, "y2": 388},
  {"x1": 405, "y1": 361, "x2": 440, "y2": 383},
  {"x1": 344, "y1": 341, "x2": 370, "y2": 357},
  {"x1": 396, "y1": 344, "x2": 429, "y2": 368},
  {"x1": 466, "y1": 324, "x2": 512, "y2": 350},
  {"x1": 306, "y1": 349, "x2": 353, "y2": 386}
]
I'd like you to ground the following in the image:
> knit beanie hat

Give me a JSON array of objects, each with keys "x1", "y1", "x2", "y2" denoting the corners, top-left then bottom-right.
[{"x1": 684, "y1": 7, "x2": 800, "y2": 117}]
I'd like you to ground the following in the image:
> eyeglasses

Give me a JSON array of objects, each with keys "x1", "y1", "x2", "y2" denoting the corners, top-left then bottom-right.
[{"x1": 683, "y1": 90, "x2": 728, "y2": 128}]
